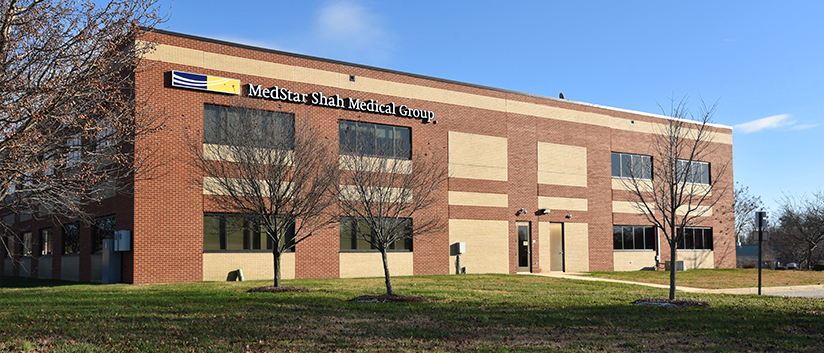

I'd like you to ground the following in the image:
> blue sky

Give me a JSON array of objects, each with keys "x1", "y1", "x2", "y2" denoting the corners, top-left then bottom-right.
[{"x1": 156, "y1": 0, "x2": 823, "y2": 212}]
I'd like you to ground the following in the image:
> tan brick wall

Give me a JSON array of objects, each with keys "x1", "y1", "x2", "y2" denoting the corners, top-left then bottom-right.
[
  {"x1": 448, "y1": 191, "x2": 508, "y2": 208},
  {"x1": 448, "y1": 219, "x2": 509, "y2": 274},
  {"x1": 202, "y1": 252, "x2": 295, "y2": 281},
  {"x1": 613, "y1": 251, "x2": 657, "y2": 271},
  {"x1": 678, "y1": 250, "x2": 715, "y2": 269},
  {"x1": 60, "y1": 255, "x2": 80, "y2": 282},
  {"x1": 537, "y1": 142, "x2": 587, "y2": 187},
  {"x1": 538, "y1": 197, "x2": 588, "y2": 212},
  {"x1": 448, "y1": 132, "x2": 508, "y2": 181},
  {"x1": 564, "y1": 223, "x2": 590, "y2": 272},
  {"x1": 339, "y1": 252, "x2": 413, "y2": 278}
]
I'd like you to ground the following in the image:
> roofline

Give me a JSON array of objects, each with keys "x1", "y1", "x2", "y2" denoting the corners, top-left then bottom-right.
[{"x1": 143, "y1": 28, "x2": 732, "y2": 131}]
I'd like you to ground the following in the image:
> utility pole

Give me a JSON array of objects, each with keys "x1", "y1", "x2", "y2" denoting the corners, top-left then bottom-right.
[{"x1": 755, "y1": 211, "x2": 767, "y2": 295}]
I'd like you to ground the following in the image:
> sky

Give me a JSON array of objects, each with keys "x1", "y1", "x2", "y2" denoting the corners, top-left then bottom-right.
[{"x1": 154, "y1": 0, "x2": 824, "y2": 213}]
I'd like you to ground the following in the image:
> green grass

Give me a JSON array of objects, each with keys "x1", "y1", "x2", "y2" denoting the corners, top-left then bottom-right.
[
  {"x1": 1, "y1": 274, "x2": 823, "y2": 352},
  {"x1": 588, "y1": 268, "x2": 824, "y2": 289}
]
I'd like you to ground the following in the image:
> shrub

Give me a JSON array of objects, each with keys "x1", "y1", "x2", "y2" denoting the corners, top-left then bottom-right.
[
  {"x1": 775, "y1": 266, "x2": 787, "y2": 271},
  {"x1": 813, "y1": 263, "x2": 824, "y2": 271}
]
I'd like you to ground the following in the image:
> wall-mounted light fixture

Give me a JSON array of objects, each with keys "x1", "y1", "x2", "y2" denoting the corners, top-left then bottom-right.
[
  {"x1": 516, "y1": 208, "x2": 528, "y2": 216},
  {"x1": 537, "y1": 208, "x2": 551, "y2": 215},
  {"x1": 565, "y1": 214, "x2": 572, "y2": 219}
]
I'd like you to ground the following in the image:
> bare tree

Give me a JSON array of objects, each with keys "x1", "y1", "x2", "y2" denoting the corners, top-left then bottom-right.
[
  {"x1": 620, "y1": 96, "x2": 730, "y2": 299},
  {"x1": 772, "y1": 191, "x2": 824, "y2": 269},
  {"x1": 0, "y1": 1, "x2": 164, "y2": 266},
  {"x1": 734, "y1": 183, "x2": 765, "y2": 245},
  {"x1": 187, "y1": 99, "x2": 338, "y2": 287},
  {"x1": 336, "y1": 126, "x2": 447, "y2": 295}
]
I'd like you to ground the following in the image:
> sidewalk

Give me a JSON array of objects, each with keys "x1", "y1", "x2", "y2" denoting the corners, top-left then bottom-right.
[{"x1": 527, "y1": 272, "x2": 824, "y2": 296}]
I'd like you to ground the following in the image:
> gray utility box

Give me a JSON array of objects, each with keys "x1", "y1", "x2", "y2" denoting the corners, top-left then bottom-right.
[{"x1": 665, "y1": 260, "x2": 685, "y2": 272}]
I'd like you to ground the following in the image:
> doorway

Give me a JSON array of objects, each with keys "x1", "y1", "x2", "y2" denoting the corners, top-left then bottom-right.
[
  {"x1": 516, "y1": 222, "x2": 531, "y2": 272},
  {"x1": 549, "y1": 222, "x2": 564, "y2": 272}
]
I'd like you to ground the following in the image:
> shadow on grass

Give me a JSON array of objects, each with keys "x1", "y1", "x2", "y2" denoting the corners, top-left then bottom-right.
[
  {"x1": 1, "y1": 275, "x2": 822, "y2": 352},
  {"x1": 0, "y1": 276, "x2": 94, "y2": 288}
]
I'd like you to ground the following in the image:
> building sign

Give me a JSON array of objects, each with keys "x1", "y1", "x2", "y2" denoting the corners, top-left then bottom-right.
[
  {"x1": 168, "y1": 71, "x2": 435, "y2": 123},
  {"x1": 246, "y1": 84, "x2": 435, "y2": 123},
  {"x1": 171, "y1": 71, "x2": 240, "y2": 95}
]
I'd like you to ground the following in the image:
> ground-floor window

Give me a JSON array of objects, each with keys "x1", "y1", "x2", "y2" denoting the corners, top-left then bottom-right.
[
  {"x1": 21, "y1": 232, "x2": 32, "y2": 256},
  {"x1": 63, "y1": 223, "x2": 80, "y2": 254},
  {"x1": 678, "y1": 227, "x2": 713, "y2": 250},
  {"x1": 613, "y1": 225, "x2": 655, "y2": 250},
  {"x1": 203, "y1": 213, "x2": 295, "y2": 251},
  {"x1": 39, "y1": 228, "x2": 53, "y2": 256},
  {"x1": 339, "y1": 217, "x2": 413, "y2": 251},
  {"x1": 93, "y1": 215, "x2": 115, "y2": 253}
]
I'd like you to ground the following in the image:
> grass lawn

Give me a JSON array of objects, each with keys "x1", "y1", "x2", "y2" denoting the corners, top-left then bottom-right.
[
  {"x1": 588, "y1": 268, "x2": 824, "y2": 289},
  {"x1": 0, "y1": 274, "x2": 822, "y2": 352}
]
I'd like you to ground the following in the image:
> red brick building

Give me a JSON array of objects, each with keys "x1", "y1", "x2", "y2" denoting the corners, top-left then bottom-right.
[{"x1": 1, "y1": 30, "x2": 735, "y2": 284}]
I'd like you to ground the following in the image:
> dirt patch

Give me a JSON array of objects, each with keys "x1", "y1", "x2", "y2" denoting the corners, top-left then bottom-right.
[
  {"x1": 247, "y1": 286, "x2": 312, "y2": 293},
  {"x1": 633, "y1": 297, "x2": 709, "y2": 307},
  {"x1": 348, "y1": 294, "x2": 430, "y2": 303}
]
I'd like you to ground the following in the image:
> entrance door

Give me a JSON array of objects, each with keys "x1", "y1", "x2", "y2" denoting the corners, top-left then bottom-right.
[
  {"x1": 549, "y1": 223, "x2": 564, "y2": 271},
  {"x1": 517, "y1": 222, "x2": 531, "y2": 272}
]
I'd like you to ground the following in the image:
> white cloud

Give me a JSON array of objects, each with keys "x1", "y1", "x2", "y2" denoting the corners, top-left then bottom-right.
[
  {"x1": 733, "y1": 114, "x2": 795, "y2": 134},
  {"x1": 310, "y1": 1, "x2": 394, "y2": 63},
  {"x1": 790, "y1": 123, "x2": 819, "y2": 131}
]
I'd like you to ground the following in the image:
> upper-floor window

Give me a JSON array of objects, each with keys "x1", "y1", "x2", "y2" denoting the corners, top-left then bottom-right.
[
  {"x1": 611, "y1": 152, "x2": 651, "y2": 180},
  {"x1": 339, "y1": 121, "x2": 411, "y2": 160},
  {"x1": 678, "y1": 227, "x2": 713, "y2": 250},
  {"x1": 339, "y1": 217, "x2": 413, "y2": 251},
  {"x1": 204, "y1": 104, "x2": 294, "y2": 148},
  {"x1": 677, "y1": 160, "x2": 710, "y2": 185},
  {"x1": 204, "y1": 213, "x2": 295, "y2": 251},
  {"x1": 613, "y1": 225, "x2": 655, "y2": 250}
]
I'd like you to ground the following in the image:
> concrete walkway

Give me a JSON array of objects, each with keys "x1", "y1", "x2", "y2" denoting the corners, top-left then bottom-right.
[{"x1": 527, "y1": 272, "x2": 824, "y2": 298}]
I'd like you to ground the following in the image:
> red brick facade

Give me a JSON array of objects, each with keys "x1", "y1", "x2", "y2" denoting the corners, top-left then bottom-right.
[{"x1": 0, "y1": 30, "x2": 735, "y2": 283}]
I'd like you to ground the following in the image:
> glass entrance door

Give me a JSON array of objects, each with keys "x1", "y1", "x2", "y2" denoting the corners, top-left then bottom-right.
[
  {"x1": 549, "y1": 223, "x2": 564, "y2": 271},
  {"x1": 517, "y1": 222, "x2": 531, "y2": 272}
]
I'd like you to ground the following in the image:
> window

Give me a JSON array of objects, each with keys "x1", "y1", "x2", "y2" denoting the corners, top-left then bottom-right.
[
  {"x1": 613, "y1": 225, "x2": 655, "y2": 250},
  {"x1": 21, "y1": 232, "x2": 32, "y2": 256},
  {"x1": 66, "y1": 133, "x2": 82, "y2": 168},
  {"x1": 677, "y1": 160, "x2": 710, "y2": 184},
  {"x1": 93, "y1": 215, "x2": 115, "y2": 253},
  {"x1": 204, "y1": 104, "x2": 294, "y2": 148},
  {"x1": 63, "y1": 222, "x2": 80, "y2": 254},
  {"x1": 339, "y1": 121, "x2": 411, "y2": 160},
  {"x1": 678, "y1": 227, "x2": 713, "y2": 250},
  {"x1": 203, "y1": 213, "x2": 295, "y2": 251},
  {"x1": 339, "y1": 217, "x2": 413, "y2": 251},
  {"x1": 39, "y1": 228, "x2": 53, "y2": 256},
  {"x1": 611, "y1": 152, "x2": 651, "y2": 179}
]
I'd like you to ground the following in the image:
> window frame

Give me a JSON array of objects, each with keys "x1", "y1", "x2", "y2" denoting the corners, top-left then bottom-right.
[
  {"x1": 92, "y1": 215, "x2": 116, "y2": 253},
  {"x1": 613, "y1": 225, "x2": 656, "y2": 251},
  {"x1": 339, "y1": 120, "x2": 412, "y2": 160},
  {"x1": 339, "y1": 216, "x2": 413, "y2": 252},
  {"x1": 39, "y1": 228, "x2": 53, "y2": 256},
  {"x1": 203, "y1": 213, "x2": 295, "y2": 252},
  {"x1": 676, "y1": 159, "x2": 711, "y2": 185},
  {"x1": 62, "y1": 222, "x2": 80, "y2": 255},
  {"x1": 677, "y1": 227, "x2": 713, "y2": 250},
  {"x1": 611, "y1": 152, "x2": 652, "y2": 180},
  {"x1": 203, "y1": 104, "x2": 295, "y2": 148}
]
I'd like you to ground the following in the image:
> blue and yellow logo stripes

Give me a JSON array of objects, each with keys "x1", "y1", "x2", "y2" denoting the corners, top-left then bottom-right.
[{"x1": 171, "y1": 70, "x2": 240, "y2": 95}]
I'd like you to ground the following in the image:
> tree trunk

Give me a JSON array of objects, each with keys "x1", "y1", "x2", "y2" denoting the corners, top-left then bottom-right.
[
  {"x1": 273, "y1": 248, "x2": 282, "y2": 287},
  {"x1": 669, "y1": 241, "x2": 677, "y2": 300},
  {"x1": 380, "y1": 249, "x2": 393, "y2": 295}
]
